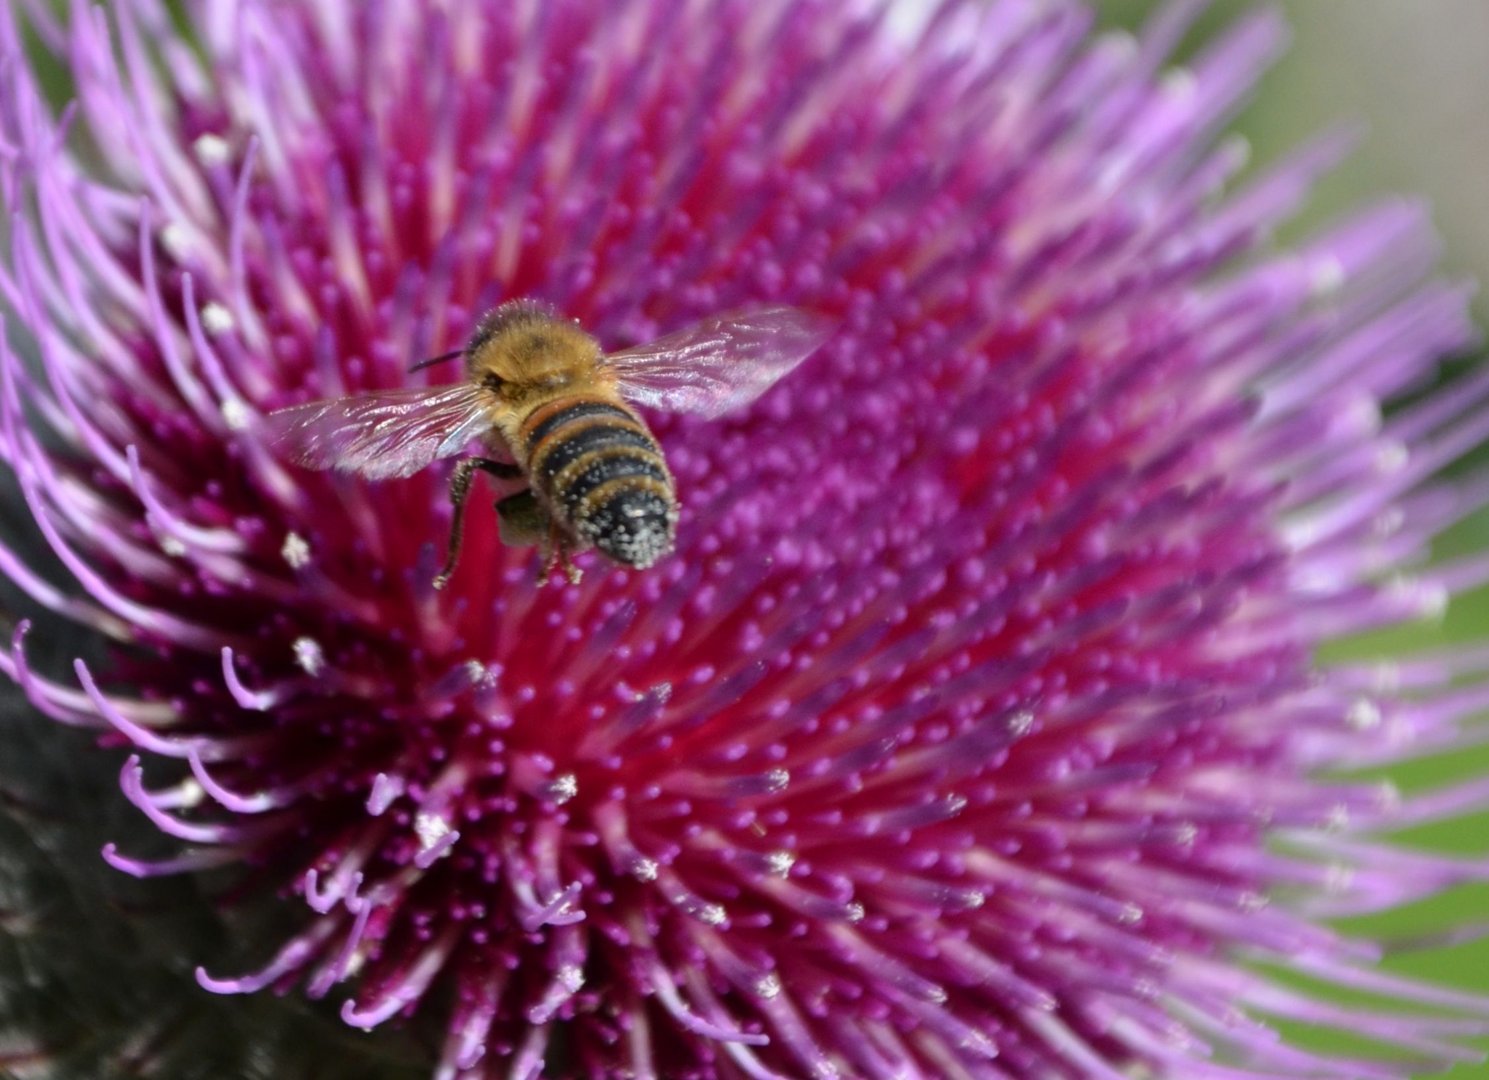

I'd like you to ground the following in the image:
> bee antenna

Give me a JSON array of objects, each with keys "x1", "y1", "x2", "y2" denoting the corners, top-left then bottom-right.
[{"x1": 409, "y1": 348, "x2": 464, "y2": 373}]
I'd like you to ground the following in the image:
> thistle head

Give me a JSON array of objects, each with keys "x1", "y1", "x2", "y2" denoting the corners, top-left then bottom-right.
[{"x1": 0, "y1": 2, "x2": 1486, "y2": 1078}]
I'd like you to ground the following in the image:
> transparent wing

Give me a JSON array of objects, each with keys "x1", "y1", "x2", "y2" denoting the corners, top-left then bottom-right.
[
  {"x1": 605, "y1": 306, "x2": 832, "y2": 418},
  {"x1": 264, "y1": 383, "x2": 493, "y2": 480}
]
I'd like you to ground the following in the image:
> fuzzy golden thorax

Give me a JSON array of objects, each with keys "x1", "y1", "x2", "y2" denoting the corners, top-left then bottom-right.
[{"x1": 466, "y1": 302, "x2": 607, "y2": 407}]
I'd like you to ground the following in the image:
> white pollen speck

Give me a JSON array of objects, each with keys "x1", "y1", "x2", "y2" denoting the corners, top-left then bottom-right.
[
  {"x1": 221, "y1": 398, "x2": 250, "y2": 431},
  {"x1": 631, "y1": 857, "x2": 658, "y2": 882},
  {"x1": 766, "y1": 850, "x2": 796, "y2": 876},
  {"x1": 415, "y1": 811, "x2": 452, "y2": 852},
  {"x1": 464, "y1": 659, "x2": 498, "y2": 688},
  {"x1": 1007, "y1": 710, "x2": 1034, "y2": 737},
  {"x1": 698, "y1": 903, "x2": 727, "y2": 926},
  {"x1": 1239, "y1": 891, "x2": 1267, "y2": 912},
  {"x1": 558, "y1": 964, "x2": 585, "y2": 993},
  {"x1": 201, "y1": 301, "x2": 236, "y2": 334},
  {"x1": 1175, "y1": 822, "x2": 1198, "y2": 847},
  {"x1": 1345, "y1": 395, "x2": 1382, "y2": 435},
  {"x1": 1221, "y1": 133, "x2": 1252, "y2": 170},
  {"x1": 192, "y1": 133, "x2": 232, "y2": 166},
  {"x1": 281, "y1": 532, "x2": 311, "y2": 568},
  {"x1": 754, "y1": 973, "x2": 782, "y2": 1000},
  {"x1": 961, "y1": 1031, "x2": 997, "y2": 1056},
  {"x1": 1419, "y1": 583, "x2": 1450, "y2": 620},
  {"x1": 1119, "y1": 903, "x2": 1143, "y2": 924},
  {"x1": 763, "y1": 768, "x2": 790, "y2": 793},
  {"x1": 160, "y1": 223, "x2": 191, "y2": 260},
  {"x1": 293, "y1": 636, "x2": 325, "y2": 676},
  {"x1": 1324, "y1": 865, "x2": 1354, "y2": 894},
  {"x1": 945, "y1": 794, "x2": 969, "y2": 816},
  {"x1": 158, "y1": 534, "x2": 187, "y2": 557},
  {"x1": 1159, "y1": 66, "x2": 1196, "y2": 99},
  {"x1": 1346, "y1": 697, "x2": 1382, "y2": 731},
  {"x1": 1372, "y1": 507, "x2": 1405, "y2": 538},
  {"x1": 1375, "y1": 441, "x2": 1409, "y2": 474},
  {"x1": 1309, "y1": 256, "x2": 1346, "y2": 297},
  {"x1": 924, "y1": 985, "x2": 949, "y2": 1005},
  {"x1": 546, "y1": 773, "x2": 578, "y2": 804},
  {"x1": 845, "y1": 902, "x2": 865, "y2": 923},
  {"x1": 1386, "y1": 576, "x2": 1448, "y2": 620},
  {"x1": 179, "y1": 779, "x2": 205, "y2": 807},
  {"x1": 1371, "y1": 664, "x2": 1401, "y2": 694},
  {"x1": 1103, "y1": 30, "x2": 1138, "y2": 62}
]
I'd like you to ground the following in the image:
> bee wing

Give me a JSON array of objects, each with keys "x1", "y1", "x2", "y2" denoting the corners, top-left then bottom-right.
[
  {"x1": 264, "y1": 383, "x2": 493, "y2": 480},
  {"x1": 605, "y1": 306, "x2": 832, "y2": 418}
]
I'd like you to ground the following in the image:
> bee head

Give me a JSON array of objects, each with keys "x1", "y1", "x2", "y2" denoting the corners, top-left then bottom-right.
[{"x1": 465, "y1": 299, "x2": 558, "y2": 361}]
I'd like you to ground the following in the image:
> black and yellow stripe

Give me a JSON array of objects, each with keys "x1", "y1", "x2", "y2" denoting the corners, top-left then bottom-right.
[{"x1": 520, "y1": 396, "x2": 678, "y2": 568}]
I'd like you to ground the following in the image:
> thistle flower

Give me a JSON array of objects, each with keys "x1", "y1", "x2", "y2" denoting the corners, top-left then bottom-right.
[{"x1": 1, "y1": 0, "x2": 1488, "y2": 1077}]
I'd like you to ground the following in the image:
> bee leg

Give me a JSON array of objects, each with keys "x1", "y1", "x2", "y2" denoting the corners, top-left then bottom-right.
[
  {"x1": 547, "y1": 522, "x2": 583, "y2": 586},
  {"x1": 493, "y1": 490, "x2": 574, "y2": 585},
  {"x1": 434, "y1": 457, "x2": 523, "y2": 590},
  {"x1": 494, "y1": 488, "x2": 549, "y2": 548}
]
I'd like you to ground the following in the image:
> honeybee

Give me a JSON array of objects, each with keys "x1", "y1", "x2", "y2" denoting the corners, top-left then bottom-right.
[{"x1": 267, "y1": 301, "x2": 830, "y2": 588}]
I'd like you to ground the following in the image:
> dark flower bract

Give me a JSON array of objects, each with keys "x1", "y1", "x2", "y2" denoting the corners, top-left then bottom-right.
[{"x1": 2, "y1": 0, "x2": 1488, "y2": 1076}]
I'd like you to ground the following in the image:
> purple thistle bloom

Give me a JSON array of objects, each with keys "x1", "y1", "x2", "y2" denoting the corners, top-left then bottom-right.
[{"x1": 1, "y1": 0, "x2": 1488, "y2": 1076}]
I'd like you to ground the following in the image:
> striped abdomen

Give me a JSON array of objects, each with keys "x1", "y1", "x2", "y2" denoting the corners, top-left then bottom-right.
[{"x1": 520, "y1": 396, "x2": 678, "y2": 569}]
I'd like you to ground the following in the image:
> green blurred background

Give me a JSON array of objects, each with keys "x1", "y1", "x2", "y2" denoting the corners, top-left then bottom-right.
[{"x1": 1100, "y1": 3, "x2": 1489, "y2": 1075}]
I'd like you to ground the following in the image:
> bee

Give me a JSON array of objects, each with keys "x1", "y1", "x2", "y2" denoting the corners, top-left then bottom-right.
[{"x1": 266, "y1": 301, "x2": 830, "y2": 588}]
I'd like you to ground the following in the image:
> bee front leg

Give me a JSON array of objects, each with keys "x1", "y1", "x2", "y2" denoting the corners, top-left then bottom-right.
[{"x1": 434, "y1": 457, "x2": 524, "y2": 591}]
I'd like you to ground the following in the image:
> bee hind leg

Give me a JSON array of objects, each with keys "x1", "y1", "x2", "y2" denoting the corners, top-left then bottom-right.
[
  {"x1": 547, "y1": 521, "x2": 583, "y2": 586},
  {"x1": 493, "y1": 490, "x2": 581, "y2": 586},
  {"x1": 494, "y1": 488, "x2": 549, "y2": 548},
  {"x1": 433, "y1": 457, "x2": 524, "y2": 591}
]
